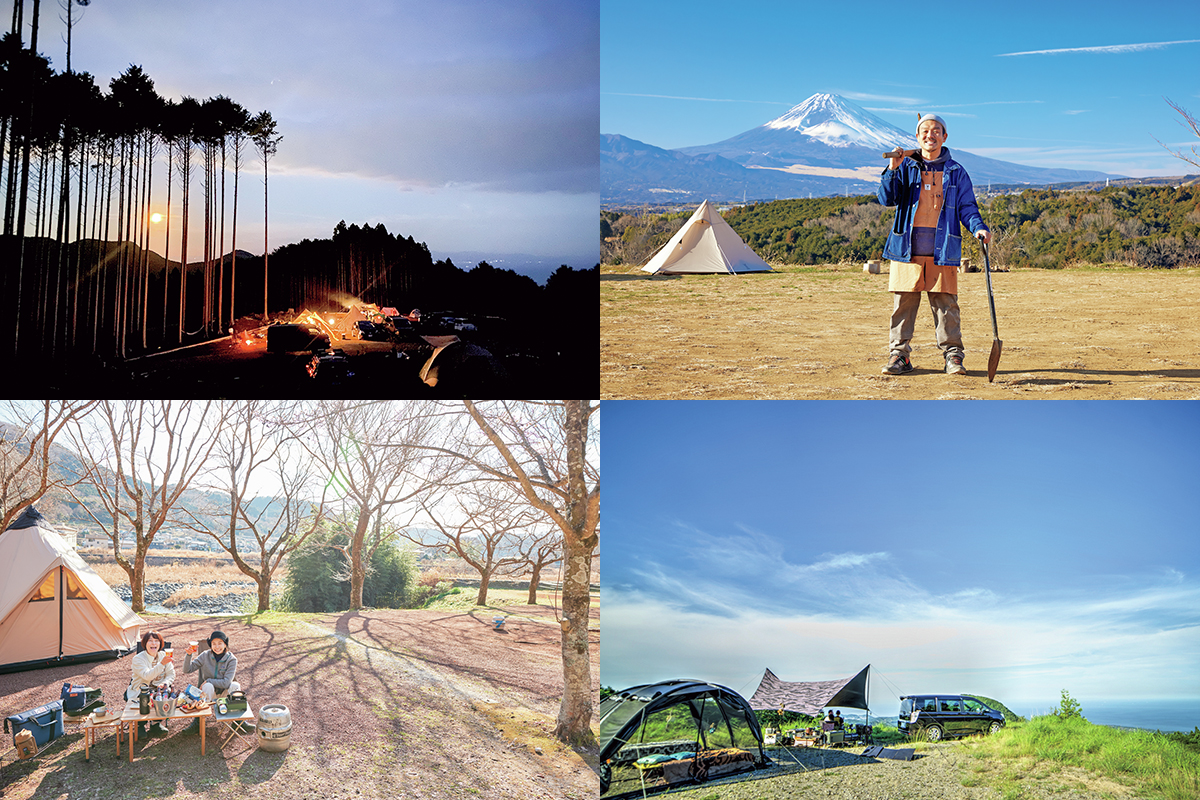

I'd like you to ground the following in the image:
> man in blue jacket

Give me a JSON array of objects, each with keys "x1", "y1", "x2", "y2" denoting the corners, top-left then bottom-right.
[{"x1": 878, "y1": 114, "x2": 991, "y2": 375}]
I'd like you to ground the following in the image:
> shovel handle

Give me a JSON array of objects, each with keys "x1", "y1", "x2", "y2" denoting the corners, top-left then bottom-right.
[
  {"x1": 983, "y1": 241, "x2": 1000, "y2": 341},
  {"x1": 882, "y1": 148, "x2": 918, "y2": 159}
]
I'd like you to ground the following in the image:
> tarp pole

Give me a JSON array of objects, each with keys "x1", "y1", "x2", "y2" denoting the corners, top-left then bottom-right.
[{"x1": 58, "y1": 567, "x2": 64, "y2": 658}]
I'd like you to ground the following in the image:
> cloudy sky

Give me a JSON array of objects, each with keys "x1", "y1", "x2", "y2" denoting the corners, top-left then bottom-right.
[
  {"x1": 44, "y1": 0, "x2": 597, "y2": 265},
  {"x1": 602, "y1": 0, "x2": 1200, "y2": 177},
  {"x1": 602, "y1": 401, "x2": 1200, "y2": 715}
]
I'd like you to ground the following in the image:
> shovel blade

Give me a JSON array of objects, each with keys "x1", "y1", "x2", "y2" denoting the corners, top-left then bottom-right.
[{"x1": 987, "y1": 338, "x2": 1003, "y2": 383}]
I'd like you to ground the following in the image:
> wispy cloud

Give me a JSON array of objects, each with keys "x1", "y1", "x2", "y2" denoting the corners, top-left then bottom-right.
[
  {"x1": 801, "y1": 552, "x2": 890, "y2": 573},
  {"x1": 836, "y1": 91, "x2": 925, "y2": 106},
  {"x1": 1063, "y1": 110, "x2": 1090, "y2": 115},
  {"x1": 926, "y1": 100, "x2": 1046, "y2": 108},
  {"x1": 602, "y1": 92, "x2": 791, "y2": 105},
  {"x1": 604, "y1": 570, "x2": 1200, "y2": 703},
  {"x1": 997, "y1": 39, "x2": 1200, "y2": 57}
]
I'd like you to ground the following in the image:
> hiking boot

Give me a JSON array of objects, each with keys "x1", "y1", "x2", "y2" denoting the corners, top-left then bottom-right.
[
  {"x1": 183, "y1": 717, "x2": 201, "y2": 734},
  {"x1": 151, "y1": 721, "x2": 169, "y2": 735},
  {"x1": 882, "y1": 354, "x2": 913, "y2": 374},
  {"x1": 945, "y1": 354, "x2": 966, "y2": 375}
]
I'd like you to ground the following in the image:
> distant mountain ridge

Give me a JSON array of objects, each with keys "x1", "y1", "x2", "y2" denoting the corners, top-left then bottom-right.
[
  {"x1": 604, "y1": 93, "x2": 1126, "y2": 204},
  {"x1": 0, "y1": 421, "x2": 283, "y2": 545}
]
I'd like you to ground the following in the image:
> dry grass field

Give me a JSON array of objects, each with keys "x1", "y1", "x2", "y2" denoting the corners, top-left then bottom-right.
[
  {"x1": 601, "y1": 263, "x2": 1200, "y2": 399},
  {"x1": 82, "y1": 552, "x2": 598, "y2": 593}
]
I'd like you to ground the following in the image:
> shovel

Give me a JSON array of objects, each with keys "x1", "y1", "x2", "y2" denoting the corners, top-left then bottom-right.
[{"x1": 983, "y1": 240, "x2": 1002, "y2": 382}]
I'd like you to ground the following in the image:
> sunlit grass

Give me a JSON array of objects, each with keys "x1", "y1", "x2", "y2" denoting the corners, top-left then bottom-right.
[{"x1": 961, "y1": 715, "x2": 1200, "y2": 800}]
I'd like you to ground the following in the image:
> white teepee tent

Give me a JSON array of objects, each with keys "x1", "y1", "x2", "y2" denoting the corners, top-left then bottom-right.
[
  {"x1": 0, "y1": 506, "x2": 143, "y2": 673},
  {"x1": 641, "y1": 200, "x2": 771, "y2": 275}
]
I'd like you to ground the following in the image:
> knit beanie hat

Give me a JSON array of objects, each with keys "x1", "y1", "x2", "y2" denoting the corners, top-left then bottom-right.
[{"x1": 916, "y1": 114, "x2": 947, "y2": 135}]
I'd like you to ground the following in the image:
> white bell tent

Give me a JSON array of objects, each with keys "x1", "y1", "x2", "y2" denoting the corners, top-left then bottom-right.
[{"x1": 641, "y1": 200, "x2": 771, "y2": 275}]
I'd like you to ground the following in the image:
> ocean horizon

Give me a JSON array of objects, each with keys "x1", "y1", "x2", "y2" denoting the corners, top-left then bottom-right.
[
  {"x1": 1009, "y1": 698, "x2": 1200, "y2": 733},
  {"x1": 835, "y1": 698, "x2": 1200, "y2": 733}
]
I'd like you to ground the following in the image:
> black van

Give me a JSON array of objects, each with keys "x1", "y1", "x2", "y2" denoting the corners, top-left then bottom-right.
[{"x1": 898, "y1": 695, "x2": 1005, "y2": 741}]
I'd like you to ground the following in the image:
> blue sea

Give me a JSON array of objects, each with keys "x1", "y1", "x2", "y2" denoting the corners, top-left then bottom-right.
[
  {"x1": 1009, "y1": 698, "x2": 1200, "y2": 733},
  {"x1": 834, "y1": 699, "x2": 1200, "y2": 733}
]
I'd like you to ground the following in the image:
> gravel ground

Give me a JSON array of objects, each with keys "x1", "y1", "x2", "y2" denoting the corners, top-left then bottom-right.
[
  {"x1": 0, "y1": 601, "x2": 600, "y2": 800},
  {"x1": 647, "y1": 744, "x2": 996, "y2": 800},
  {"x1": 622, "y1": 742, "x2": 1136, "y2": 800}
]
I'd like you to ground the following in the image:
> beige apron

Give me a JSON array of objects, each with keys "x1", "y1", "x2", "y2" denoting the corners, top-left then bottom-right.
[{"x1": 889, "y1": 169, "x2": 958, "y2": 294}]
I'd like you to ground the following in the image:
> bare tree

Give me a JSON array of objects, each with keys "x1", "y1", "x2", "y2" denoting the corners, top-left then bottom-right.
[
  {"x1": 1159, "y1": 98, "x2": 1200, "y2": 170},
  {"x1": 66, "y1": 400, "x2": 230, "y2": 612},
  {"x1": 290, "y1": 401, "x2": 448, "y2": 611},
  {"x1": 406, "y1": 482, "x2": 551, "y2": 606},
  {"x1": 181, "y1": 400, "x2": 327, "y2": 612},
  {"x1": 445, "y1": 400, "x2": 599, "y2": 747},
  {"x1": 0, "y1": 400, "x2": 99, "y2": 532},
  {"x1": 516, "y1": 530, "x2": 562, "y2": 606}
]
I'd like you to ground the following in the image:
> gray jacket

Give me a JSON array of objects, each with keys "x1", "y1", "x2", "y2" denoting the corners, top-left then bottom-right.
[{"x1": 183, "y1": 649, "x2": 238, "y2": 693}]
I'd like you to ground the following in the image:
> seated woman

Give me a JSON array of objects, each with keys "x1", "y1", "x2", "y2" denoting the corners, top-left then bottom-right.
[
  {"x1": 127, "y1": 631, "x2": 175, "y2": 736},
  {"x1": 181, "y1": 631, "x2": 242, "y2": 732}
]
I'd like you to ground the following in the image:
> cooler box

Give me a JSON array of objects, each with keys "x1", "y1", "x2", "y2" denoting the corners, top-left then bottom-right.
[
  {"x1": 5, "y1": 701, "x2": 64, "y2": 750},
  {"x1": 61, "y1": 684, "x2": 104, "y2": 717}
]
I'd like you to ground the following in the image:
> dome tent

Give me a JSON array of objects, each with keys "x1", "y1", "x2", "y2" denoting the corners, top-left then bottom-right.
[
  {"x1": 599, "y1": 679, "x2": 767, "y2": 798},
  {"x1": 0, "y1": 506, "x2": 143, "y2": 673}
]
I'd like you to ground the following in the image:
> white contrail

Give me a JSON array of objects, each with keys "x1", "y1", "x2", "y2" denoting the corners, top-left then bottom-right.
[{"x1": 998, "y1": 39, "x2": 1200, "y2": 56}]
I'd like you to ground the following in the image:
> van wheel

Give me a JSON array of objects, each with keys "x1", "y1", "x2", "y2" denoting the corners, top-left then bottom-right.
[
  {"x1": 988, "y1": 722, "x2": 1002, "y2": 735},
  {"x1": 925, "y1": 725, "x2": 944, "y2": 742}
]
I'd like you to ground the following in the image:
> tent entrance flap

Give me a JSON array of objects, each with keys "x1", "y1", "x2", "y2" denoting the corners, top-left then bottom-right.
[{"x1": 748, "y1": 665, "x2": 871, "y2": 717}]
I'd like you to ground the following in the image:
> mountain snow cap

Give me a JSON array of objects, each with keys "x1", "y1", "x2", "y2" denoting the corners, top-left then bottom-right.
[{"x1": 764, "y1": 93, "x2": 914, "y2": 150}]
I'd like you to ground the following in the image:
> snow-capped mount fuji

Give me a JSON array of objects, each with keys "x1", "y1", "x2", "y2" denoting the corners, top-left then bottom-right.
[
  {"x1": 676, "y1": 93, "x2": 914, "y2": 169},
  {"x1": 603, "y1": 92, "x2": 1124, "y2": 204},
  {"x1": 761, "y1": 93, "x2": 913, "y2": 151}
]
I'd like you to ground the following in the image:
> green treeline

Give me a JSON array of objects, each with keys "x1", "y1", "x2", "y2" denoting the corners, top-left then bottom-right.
[
  {"x1": 982, "y1": 185, "x2": 1200, "y2": 268},
  {"x1": 603, "y1": 185, "x2": 1200, "y2": 269},
  {"x1": 724, "y1": 196, "x2": 891, "y2": 265}
]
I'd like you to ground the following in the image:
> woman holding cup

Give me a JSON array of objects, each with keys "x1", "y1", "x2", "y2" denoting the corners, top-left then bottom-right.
[
  {"x1": 127, "y1": 631, "x2": 175, "y2": 736},
  {"x1": 181, "y1": 631, "x2": 241, "y2": 733}
]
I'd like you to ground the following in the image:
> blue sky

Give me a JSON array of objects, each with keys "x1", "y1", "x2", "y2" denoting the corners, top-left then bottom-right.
[
  {"x1": 39, "y1": 0, "x2": 597, "y2": 265},
  {"x1": 602, "y1": 401, "x2": 1200, "y2": 714},
  {"x1": 601, "y1": 0, "x2": 1200, "y2": 177}
]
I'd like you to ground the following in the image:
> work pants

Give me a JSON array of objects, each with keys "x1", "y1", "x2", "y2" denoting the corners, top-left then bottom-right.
[{"x1": 888, "y1": 291, "x2": 963, "y2": 359}]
